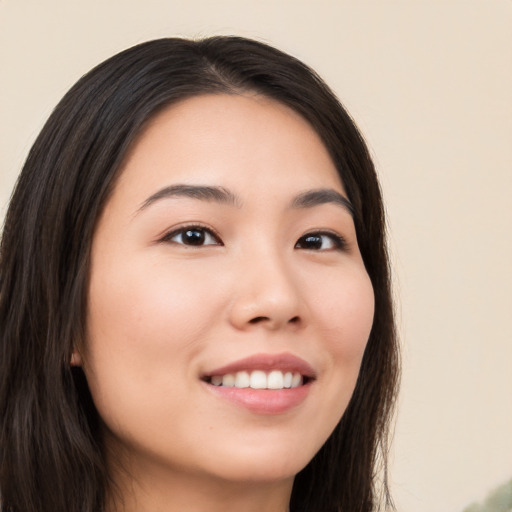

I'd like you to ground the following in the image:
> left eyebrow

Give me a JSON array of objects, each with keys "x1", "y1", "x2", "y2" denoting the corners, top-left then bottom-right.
[{"x1": 291, "y1": 188, "x2": 354, "y2": 217}]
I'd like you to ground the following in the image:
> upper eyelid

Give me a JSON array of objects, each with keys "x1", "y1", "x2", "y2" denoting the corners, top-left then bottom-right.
[
  {"x1": 299, "y1": 229, "x2": 346, "y2": 241},
  {"x1": 296, "y1": 229, "x2": 349, "y2": 250},
  {"x1": 160, "y1": 223, "x2": 223, "y2": 244},
  {"x1": 307, "y1": 228, "x2": 342, "y2": 236}
]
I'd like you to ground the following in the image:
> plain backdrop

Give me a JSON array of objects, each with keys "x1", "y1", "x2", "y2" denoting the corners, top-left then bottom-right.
[{"x1": 1, "y1": 1, "x2": 511, "y2": 511}]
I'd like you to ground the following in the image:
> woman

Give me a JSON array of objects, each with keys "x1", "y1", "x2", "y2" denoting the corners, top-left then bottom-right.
[{"x1": 0, "y1": 36, "x2": 399, "y2": 512}]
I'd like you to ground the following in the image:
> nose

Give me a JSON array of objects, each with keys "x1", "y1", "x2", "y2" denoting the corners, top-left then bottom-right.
[{"x1": 228, "y1": 247, "x2": 304, "y2": 331}]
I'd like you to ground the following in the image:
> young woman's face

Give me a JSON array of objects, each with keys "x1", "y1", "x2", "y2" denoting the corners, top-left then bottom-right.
[{"x1": 82, "y1": 93, "x2": 374, "y2": 486}]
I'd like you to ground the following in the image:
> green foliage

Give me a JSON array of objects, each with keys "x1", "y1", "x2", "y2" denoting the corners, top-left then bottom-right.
[{"x1": 463, "y1": 480, "x2": 512, "y2": 512}]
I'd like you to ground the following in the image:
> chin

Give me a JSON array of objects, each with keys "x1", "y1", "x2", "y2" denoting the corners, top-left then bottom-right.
[
  {"x1": 197, "y1": 437, "x2": 317, "y2": 484},
  {"x1": 212, "y1": 459, "x2": 306, "y2": 485}
]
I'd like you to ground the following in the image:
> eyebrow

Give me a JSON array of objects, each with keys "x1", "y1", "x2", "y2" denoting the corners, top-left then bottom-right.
[
  {"x1": 137, "y1": 184, "x2": 241, "y2": 213},
  {"x1": 291, "y1": 188, "x2": 354, "y2": 216},
  {"x1": 137, "y1": 184, "x2": 353, "y2": 217}
]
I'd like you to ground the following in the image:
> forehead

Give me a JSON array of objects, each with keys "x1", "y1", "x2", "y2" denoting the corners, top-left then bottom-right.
[{"x1": 113, "y1": 93, "x2": 344, "y2": 206}]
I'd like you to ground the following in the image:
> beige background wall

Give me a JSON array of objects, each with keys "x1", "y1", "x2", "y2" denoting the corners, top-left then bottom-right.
[{"x1": 1, "y1": 1, "x2": 511, "y2": 511}]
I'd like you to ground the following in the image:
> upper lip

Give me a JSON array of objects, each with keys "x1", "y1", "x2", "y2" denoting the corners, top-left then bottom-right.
[{"x1": 202, "y1": 352, "x2": 316, "y2": 378}]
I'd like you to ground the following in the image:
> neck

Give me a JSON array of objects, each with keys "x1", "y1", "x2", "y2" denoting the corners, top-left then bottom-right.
[{"x1": 105, "y1": 450, "x2": 293, "y2": 512}]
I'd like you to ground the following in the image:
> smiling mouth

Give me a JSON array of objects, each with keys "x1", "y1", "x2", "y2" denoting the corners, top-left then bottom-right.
[
  {"x1": 203, "y1": 370, "x2": 312, "y2": 390},
  {"x1": 201, "y1": 353, "x2": 315, "y2": 413}
]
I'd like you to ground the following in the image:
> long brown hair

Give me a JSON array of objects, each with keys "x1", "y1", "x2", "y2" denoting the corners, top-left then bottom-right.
[{"x1": 0, "y1": 36, "x2": 399, "y2": 512}]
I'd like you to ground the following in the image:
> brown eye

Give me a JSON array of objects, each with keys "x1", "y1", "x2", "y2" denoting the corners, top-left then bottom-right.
[
  {"x1": 295, "y1": 232, "x2": 346, "y2": 251},
  {"x1": 163, "y1": 226, "x2": 222, "y2": 246}
]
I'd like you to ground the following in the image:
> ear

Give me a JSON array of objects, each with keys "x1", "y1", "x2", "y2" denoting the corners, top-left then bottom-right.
[{"x1": 70, "y1": 348, "x2": 83, "y2": 367}]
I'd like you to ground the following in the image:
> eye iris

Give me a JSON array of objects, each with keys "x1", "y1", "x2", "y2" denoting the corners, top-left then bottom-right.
[
  {"x1": 183, "y1": 229, "x2": 205, "y2": 245},
  {"x1": 303, "y1": 235, "x2": 322, "y2": 249}
]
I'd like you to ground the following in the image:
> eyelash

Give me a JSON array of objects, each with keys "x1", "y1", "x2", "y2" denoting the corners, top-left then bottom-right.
[
  {"x1": 160, "y1": 223, "x2": 223, "y2": 247},
  {"x1": 160, "y1": 225, "x2": 347, "y2": 251},
  {"x1": 294, "y1": 231, "x2": 348, "y2": 251}
]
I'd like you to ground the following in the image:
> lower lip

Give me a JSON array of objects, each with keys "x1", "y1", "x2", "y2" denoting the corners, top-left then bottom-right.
[{"x1": 204, "y1": 382, "x2": 312, "y2": 415}]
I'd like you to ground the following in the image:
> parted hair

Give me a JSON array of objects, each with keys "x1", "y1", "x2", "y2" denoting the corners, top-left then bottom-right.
[{"x1": 0, "y1": 36, "x2": 399, "y2": 512}]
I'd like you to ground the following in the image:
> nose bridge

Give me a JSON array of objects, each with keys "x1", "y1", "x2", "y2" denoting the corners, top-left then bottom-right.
[{"x1": 229, "y1": 238, "x2": 302, "y2": 329}]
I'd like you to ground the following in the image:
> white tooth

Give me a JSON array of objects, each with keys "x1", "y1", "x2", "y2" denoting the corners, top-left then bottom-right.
[
  {"x1": 249, "y1": 370, "x2": 267, "y2": 389},
  {"x1": 211, "y1": 375, "x2": 223, "y2": 386},
  {"x1": 267, "y1": 370, "x2": 284, "y2": 389},
  {"x1": 291, "y1": 372, "x2": 302, "y2": 388},
  {"x1": 234, "y1": 371, "x2": 250, "y2": 388},
  {"x1": 222, "y1": 373, "x2": 235, "y2": 387},
  {"x1": 283, "y1": 372, "x2": 293, "y2": 388}
]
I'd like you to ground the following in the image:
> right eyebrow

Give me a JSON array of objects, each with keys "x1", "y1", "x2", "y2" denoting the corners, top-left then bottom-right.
[{"x1": 136, "y1": 184, "x2": 242, "y2": 214}]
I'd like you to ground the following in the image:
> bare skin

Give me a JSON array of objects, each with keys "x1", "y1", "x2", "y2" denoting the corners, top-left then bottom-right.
[{"x1": 77, "y1": 93, "x2": 374, "y2": 512}]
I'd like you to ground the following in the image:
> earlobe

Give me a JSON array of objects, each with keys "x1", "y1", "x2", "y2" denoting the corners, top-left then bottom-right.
[{"x1": 70, "y1": 349, "x2": 83, "y2": 367}]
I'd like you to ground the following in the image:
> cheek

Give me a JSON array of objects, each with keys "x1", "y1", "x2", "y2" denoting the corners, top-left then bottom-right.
[
  {"x1": 83, "y1": 257, "x2": 230, "y2": 445},
  {"x1": 310, "y1": 266, "x2": 375, "y2": 397},
  {"x1": 315, "y1": 268, "x2": 374, "y2": 352},
  {"x1": 87, "y1": 255, "x2": 225, "y2": 352},
  {"x1": 83, "y1": 254, "x2": 240, "y2": 410}
]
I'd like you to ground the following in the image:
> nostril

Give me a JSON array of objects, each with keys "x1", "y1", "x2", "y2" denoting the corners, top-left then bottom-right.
[
  {"x1": 289, "y1": 316, "x2": 300, "y2": 324},
  {"x1": 249, "y1": 316, "x2": 269, "y2": 324}
]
